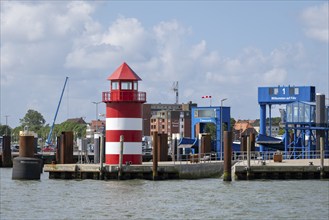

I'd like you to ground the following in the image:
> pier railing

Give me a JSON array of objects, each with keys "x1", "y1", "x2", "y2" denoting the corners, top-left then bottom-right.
[
  {"x1": 170, "y1": 152, "x2": 221, "y2": 165},
  {"x1": 232, "y1": 150, "x2": 329, "y2": 164},
  {"x1": 168, "y1": 150, "x2": 329, "y2": 165}
]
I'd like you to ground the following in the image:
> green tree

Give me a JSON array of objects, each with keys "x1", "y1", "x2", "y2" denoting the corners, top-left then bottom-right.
[
  {"x1": 278, "y1": 128, "x2": 285, "y2": 135},
  {"x1": 205, "y1": 123, "x2": 216, "y2": 140},
  {"x1": 11, "y1": 126, "x2": 23, "y2": 143},
  {"x1": 230, "y1": 118, "x2": 236, "y2": 130},
  {"x1": 19, "y1": 109, "x2": 46, "y2": 133},
  {"x1": 266, "y1": 117, "x2": 282, "y2": 126},
  {"x1": 39, "y1": 124, "x2": 51, "y2": 145},
  {"x1": 0, "y1": 125, "x2": 12, "y2": 136},
  {"x1": 52, "y1": 121, "x2": 87, "y2": 141},
  {"x1": 204, "y1": 118, "x2": 236, "y2": 140}
]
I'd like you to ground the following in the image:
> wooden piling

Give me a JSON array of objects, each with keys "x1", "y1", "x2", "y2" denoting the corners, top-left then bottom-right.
[
  {"x1": 250, "y1": 133, "x2": 255, "y2": 151},
  {"x1": 94, "y1": 133, "x2": 100, "y2": 163},
  {"x1": 158, "y1": 133, "x2": 168, "y2": 161},
  {"x1": 223, "y1": 131, "x2": 232, "y2": 181},
  {"x1": 172, "y1": 134, "x2": 177, "y2": 162},
  {"x1": 320, "y1": 137, "x2": 324, "y2": 179},
  {"x1": 201, "y1": 134, "x2": 212, "y2": 154},
  {"x1": 153, "y1": 132, "x2": 158, "y2": 180},
  {"x1": 240, "y1": 135, "x2": 247, "y2": 152},
  {"x1": 198, "y1": 133, "x2": 202, "y2": 162},
  {"x1": 99, "y1": 134, "x2": 104, "y2": 180},
  {"x1": 2, "y1": 136, "x2": 12, "y2": 167},
  {"x1": 247, "y1": 136, "x2": 251, "y2": 180},
  {"x1": 60, "y1": 131, "x2": 73, "y2": 164},
  {"x1": 55, "y1": 136, "x2": 61, "y2": 164}
]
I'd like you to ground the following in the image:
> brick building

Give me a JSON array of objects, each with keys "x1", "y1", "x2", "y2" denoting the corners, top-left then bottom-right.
[
  {"x1": 150, "y1": 110, "x2": 191, "y2": 138},
  {"x1": 142, "y1": 102, "x2": 196, "y2": 137}
]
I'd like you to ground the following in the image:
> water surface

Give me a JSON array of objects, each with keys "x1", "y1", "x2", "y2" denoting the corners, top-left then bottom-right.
[{"x1": 1, "y1": 168, "x2": 328, "y2": 219}]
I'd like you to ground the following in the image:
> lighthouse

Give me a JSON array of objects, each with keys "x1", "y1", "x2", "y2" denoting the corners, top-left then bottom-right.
[{"x1": 102, "y1": 62, "x2": 146, "y2": 164}]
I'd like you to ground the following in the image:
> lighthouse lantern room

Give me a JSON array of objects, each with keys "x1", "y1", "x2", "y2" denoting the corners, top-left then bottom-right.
[{"x1": 102, "y1": 62, "x2": 146, "y2": 164}]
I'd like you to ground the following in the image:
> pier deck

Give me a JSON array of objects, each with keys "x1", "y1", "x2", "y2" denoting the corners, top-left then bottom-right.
[
  {"x1": 233, "y1": 159, "x2": 329, "y2": 180},
  {"x1": 44, "y1": 161, "x2": 224, "y2": 180}
]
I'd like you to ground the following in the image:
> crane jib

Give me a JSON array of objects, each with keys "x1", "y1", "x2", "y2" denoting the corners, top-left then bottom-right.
[{"x1": 46, "y1": 76, "x2": 69, "y2": 146}]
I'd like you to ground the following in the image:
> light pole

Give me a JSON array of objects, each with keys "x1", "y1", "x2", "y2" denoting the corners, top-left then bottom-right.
[
  {"x1": 220, "y1": 98, "x2": 227, "y2": 160},
  {"x1": 92, "y1": 101, "x2": 102, "y2": 132},
  {"x1": 4, "y1": 115, "x2": 9, "y2": 135}
]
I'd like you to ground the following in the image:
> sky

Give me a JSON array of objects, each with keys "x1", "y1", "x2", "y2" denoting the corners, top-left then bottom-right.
[{"x1": 0, "y1": 0, "x2": 328, "y2": 128}]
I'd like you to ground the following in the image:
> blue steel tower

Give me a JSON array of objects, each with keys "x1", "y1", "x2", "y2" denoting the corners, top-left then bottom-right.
[{"x1": 258, "y1": 86, "x2": 315, "y2": 152}]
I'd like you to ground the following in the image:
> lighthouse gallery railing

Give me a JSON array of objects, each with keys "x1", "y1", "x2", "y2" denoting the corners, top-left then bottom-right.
[{"x1": 102, "y1": 91, "x2": 146, "y2": 102}]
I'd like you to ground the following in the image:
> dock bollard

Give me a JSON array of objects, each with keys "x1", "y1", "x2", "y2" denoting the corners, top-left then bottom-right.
[
  {"x1": 12, "y1": 130, "x2": 41, "y2": 180},
  {"x1": 223, "y1": 131, "x2": 232, "y2": 181},
  {"x1": 19, "y1": 133, "x2": 35, "y2": 158},
  {"x1": 152, "y1": 132, "x2": 158, "y2": 180}
]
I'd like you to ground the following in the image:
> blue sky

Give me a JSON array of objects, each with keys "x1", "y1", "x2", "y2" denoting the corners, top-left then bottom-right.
[{"x1": 1, "y1": 0, "x2": 328, "y2": 128}]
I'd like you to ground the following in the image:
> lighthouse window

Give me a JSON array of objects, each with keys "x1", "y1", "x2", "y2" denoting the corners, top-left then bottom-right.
[
  {"x1": 133, "y1": 81, "x2": 138, "y2": 90},
  {"x1": 112, "y1": 82, "x2": 119, "y2": 90},
  {"x1": 121, "y1": 82, "x2": 132, "y2": 90}
]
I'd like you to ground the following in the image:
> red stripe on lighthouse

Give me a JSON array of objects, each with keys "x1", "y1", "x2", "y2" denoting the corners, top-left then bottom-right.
[
  {"x1": 106, "y1": 103, "x2": 142, "y2": 118},
  {"x1": 106, "y1": 154, "x2": 142, "y2": 164},
  {"x1": 105, "y1": 130, "x2": 142, "y2": 142}
]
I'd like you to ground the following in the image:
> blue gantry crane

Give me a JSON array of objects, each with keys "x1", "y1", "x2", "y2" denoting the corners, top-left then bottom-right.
[{"x1": 45, "y1": 77, "x2": 69, "y2": 146}]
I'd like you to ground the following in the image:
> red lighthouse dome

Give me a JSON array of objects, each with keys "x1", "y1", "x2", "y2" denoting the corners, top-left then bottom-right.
[{"x1": 102, "y1": 62, "x2": 146, "y2": 164}]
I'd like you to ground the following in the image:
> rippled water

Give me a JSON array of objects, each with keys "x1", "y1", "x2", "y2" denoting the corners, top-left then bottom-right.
[{"x1": 1, "y1": 168, "x2": 329, "y2": 219}]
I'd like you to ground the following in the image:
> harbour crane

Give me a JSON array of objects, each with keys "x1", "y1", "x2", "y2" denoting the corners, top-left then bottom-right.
[{"x1": 45, "y1": 76, "x2": 69, "y2": 146}]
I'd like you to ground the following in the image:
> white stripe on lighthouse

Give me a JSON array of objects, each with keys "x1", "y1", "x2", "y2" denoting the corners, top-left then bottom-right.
[
  {"x1": 105, "y1": 142, "x2": 142, "y2": 154},
  {"x1": 106, "y1": 118, "x2": 142, "y2": 131}
]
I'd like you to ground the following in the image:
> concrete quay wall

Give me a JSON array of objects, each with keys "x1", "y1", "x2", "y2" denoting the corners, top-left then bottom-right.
[
  {"x1": 233, "y1": 159, "x2": 329, "y2": 180},
  {"x1": 177, "y1": 162, "x2": 224, "y2": 179},
  {"x1": 44, "y1": 161, "x2": 225, "y2": 180}
]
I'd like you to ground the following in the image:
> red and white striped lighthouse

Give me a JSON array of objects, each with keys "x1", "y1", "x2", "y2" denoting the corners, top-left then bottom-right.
[{"x1": 102, "y1": 62, "x2": 146, "y2": 164}]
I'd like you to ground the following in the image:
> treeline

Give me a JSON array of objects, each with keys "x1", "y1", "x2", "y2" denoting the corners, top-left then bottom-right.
[
  {"x1": 0, "y1": 109, "x2": 86, "y2": 145},
  {"x1": 251, "y1": 117, "x2": 282, "y2": 126}
]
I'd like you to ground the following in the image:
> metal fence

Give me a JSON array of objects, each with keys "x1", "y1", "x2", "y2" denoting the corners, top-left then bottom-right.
[{"x1": 169, "y1": 150, "x2": 329, "y2": 165}]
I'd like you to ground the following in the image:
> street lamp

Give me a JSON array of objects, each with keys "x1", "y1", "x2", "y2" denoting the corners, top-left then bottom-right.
[
  {"x1": 4, "y1": 115, "x2": 9, "y2": 136},
  {"x1": 220, "y1": 98, "x2": 227, "y2": 160},
  {"x1": 92, "y1": 101, "x2": 102, "y2": 132}
]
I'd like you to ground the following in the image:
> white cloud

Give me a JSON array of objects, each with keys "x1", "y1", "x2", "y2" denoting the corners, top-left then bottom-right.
[
  {"x1": 53, "y1": 1, "x2": 96, "y2": 37},
  {"x1": 101, "y1": 17, "x2": 151, "y2": 56},
  {"x1": 270, "y1": 43, "x2": 305, "y2": 67},
  {"x1": 263, "y1": 68, "x2": 287, "y2": 84},
  {"x1": 189, "y1": 40, "x2": 206, "y2": 60},
  {"x1": 1, "y1": 2, "x2": 49, "y2": 42},
  {"x1": 1, "y1": 1, "x2": 327, "y2": 128},
  {"x1": 301, "y1": 3, "x2": 329, "y2": 43}
]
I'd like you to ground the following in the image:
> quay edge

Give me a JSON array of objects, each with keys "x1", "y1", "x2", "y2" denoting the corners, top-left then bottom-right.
[
  {"x1": 44, "y1": 161, "x2": 225, "y2": 180},
  {"x1": 233, "y1": 159, "x2": 329, "y2": 180}
]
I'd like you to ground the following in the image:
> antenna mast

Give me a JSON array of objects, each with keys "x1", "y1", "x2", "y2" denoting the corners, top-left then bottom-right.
[{"x1": 172, "y1": 81, "x2": 179, "y2": 104}]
